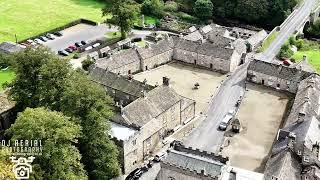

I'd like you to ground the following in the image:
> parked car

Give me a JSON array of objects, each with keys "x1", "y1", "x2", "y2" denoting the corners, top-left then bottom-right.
[
  {"x1": 125, "y1": 168, "x2": 143, "y2": 180},
  {"x1": 45, "y1": 33, "x2": 55, "y2": 40},
  {"x1": 34, "y1": 38, "x2": 44, "y2": 44},
  {"x1": 68, "y1": 45, "x2": 77, "y2": 51},
  {"x1": 283, "y1": 59, "x2": 293, "y2": 66},
  {"x1": 65, "y1": 48, "x2": 73, "y2": 53},
  {"x1": 92, "y1": 43, "x2": 101, "y2": 48},
  {"x1": 84, "y1": 46, "x2": 93, "y2": 51},
  {"x1": 58, "y1": 50, "x2": 69, "y2": 56},
  {"x1": 39, "y1": 36, "x2": 48, "y2": 42},
  {"x1": 153, "y1": 151, "x2": 167, "y2": 162},
  {"x1": 74, "y1": 42, "x2": 83, "y2": 48},
  {"x1": 218, "y1": 110, "x2": 234, "y2": 131},
  {"x1": 26, "y1": 39, "x2": 34, "y2": 44},
  {"x1": 81, "y1": 40, "x2": 87, "y2": 45},
  {"x1": 53, "y1": 31, "x2": 63, "y2": 37}
]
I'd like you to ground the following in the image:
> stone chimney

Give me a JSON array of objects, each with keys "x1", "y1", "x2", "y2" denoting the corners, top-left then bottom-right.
[
  {"x1": 303, "y1": 55, "x2": 307, "y2": 62},
  {"x1": 163, "y1": 76, "x2": 170, "y2": 86}
]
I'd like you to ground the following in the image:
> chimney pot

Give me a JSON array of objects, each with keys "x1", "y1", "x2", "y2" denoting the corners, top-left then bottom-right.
[{"x1": 163, "y1": 77, "x2": 170, "y2": 86}]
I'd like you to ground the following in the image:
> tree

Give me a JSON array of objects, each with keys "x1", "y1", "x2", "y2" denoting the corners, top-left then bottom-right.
[
  {"x1": 60, "y1": 70, "x2": 120, "y2": 179},
  {"x1": 102, "y1": 0, "x2": 140, "y2": 39},
  {"x1": 0, "y1": 149, "x2": 14, "y2": 179},
  {"x1": 193, "y1": 0, "x2": 213, "y2": 20},
  {"x1": 8, "y1": 47, "x2": 69, "y2": 111},
  {"x1": 278, "y1": 42, "x2": 294, "y2": 58},
  {"x1": 81, "y1": 58, "x2": 94, "y2": 71},
  {"x1": 234, "y1": 0, "x2": 269, "y2": 23},
  {"x1": 141, "y1": 0, "x2": 164, "y2": 18},
  {"x1": 307, "y1": 19, "x2": 320, "y2": 38},
  {"x1": 6, "y1": 108, "x2": 87, "y2": 180}
]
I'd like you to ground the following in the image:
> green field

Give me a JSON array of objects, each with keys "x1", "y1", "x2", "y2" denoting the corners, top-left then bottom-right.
[
  {"x1": 0, "y1": 68, "x2": 15, "y2": 92},
  {"x1": 0, "y1": 0, "x2": 107, "y2": 42},
  {"x1": 292, "y1": 50, "x2": 320, "y2": 72}
]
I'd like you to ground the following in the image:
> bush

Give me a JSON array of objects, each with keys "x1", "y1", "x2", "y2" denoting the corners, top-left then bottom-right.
[
  {"x1": 73, "y1": 53, "x2": 80, "y2": 59},
  {"x1": 82, "y1": 58, "x2": 94, "y2": 71},
  {"x1": 176, "y1": 12, "x2": 198, "y2": 23},
  {"x1": 0, "y1": 53, "x2": 11, "y2": 69},
  {"x1": 164, "y1": 1, "x2": 178, "y2": 12},
  {"x1": 279, "y1": 43, "x2": 294, "y2": 58},
  {"x1": 193, "y1": 0, "x2": 213, "y2": 20},
  {"x1": 142, "y1": 0, "x2": 165, "y2": 18}
]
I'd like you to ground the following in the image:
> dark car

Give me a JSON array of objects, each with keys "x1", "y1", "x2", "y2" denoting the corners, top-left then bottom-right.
[
  {"x1": 81, "y1": 40, "x2": 87, "y2": 45},
  {"x1": 53, "y1": 31, "x2": 63, "y2": 37},
  {"x1": 39, "y1": 36, "x2": 48, "y2": 42},
  {"x1": 65, "y1": 48, "x2": 73, "y2": 53},
  {"x1": 58, "y1": 50, "x2": 69, "y2": 56},
  {"x1": 125, "y1": 168, "x2": 143, "y2": 180},
  {"x1": 75, "y1": 42, "x2": 83, "y2": 48}
]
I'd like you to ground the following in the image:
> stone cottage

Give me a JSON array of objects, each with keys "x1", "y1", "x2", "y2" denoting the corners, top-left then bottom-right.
[
  {"x1": 157, "y1": 141, "x2": 229, "y2": 180},
  {"x1": 109, "y1": 78, "x2": 196, "y2": 174},
  {"x1": 247, "y1": 59, "x2": 313, "y2": 93}
]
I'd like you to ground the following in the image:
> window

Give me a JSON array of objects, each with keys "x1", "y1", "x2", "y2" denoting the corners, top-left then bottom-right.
[
  {"x1": 210, "y1": 63, "x2": 213, "y2": 69},
  {"x1": 128, "y1": 70, "x2": 131, "y2": 74},
  {"x1": 277, "y1": 84, "x2": 280, "y2": 88},
  {"x1": 145, "y1": 66, "x2": 148, "y2": 70},
  {"x1": 194, "y1": 60, "x2": 197, "y2": 65},
  {"x1": 132, "y1": 139, "x2": 136, "y2": 145},
  {"x1": 261, "y1": 79, "x2": 265, "y2": 85}
]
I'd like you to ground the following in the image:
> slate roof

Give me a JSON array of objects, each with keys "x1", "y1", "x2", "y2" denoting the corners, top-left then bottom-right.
[
  {"x1": 248, "y1": 60, "x2": 312, "y2": 82},
  {"x1": 137, "y1": 38, "x2": 175, "y2": 59},
  {"x1": 95, "y1": 49, "x2": 140, "y2": 71},
  {"x1": 89, "y1": 66, "x2": 154, "y2": 97},
  {"x1": 0, "y1": 42, "x2": 24, "y2": 54},
  {"x1": 246, "y1": 30, "x2": 267, "y2": 47},
  {"x1": 174, "y1": 38, "x2": 199, "y2": 52},
  {"x1": 122, "y1": 86, "x2": 187, "y2": 127},
  {"x1": 163, "y1": 149, "x2": 224, "y2": 178},
  {"x1": 183, "y1": 30, "x2": 203, "y2": 42},
  {"x1": 0, "y1": 93, "x2": 15, "y2": 114},
  {"x1": 264, "y1": 148, "x2": 301, "y2": 180},
  {"x1": 197, "y1": 42, "x2": 234, "y2": 59}
]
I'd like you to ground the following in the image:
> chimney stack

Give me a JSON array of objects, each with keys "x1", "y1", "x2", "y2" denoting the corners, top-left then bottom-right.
[{"x1": 163, "y1": 77, "x2": 170, "y2": 86}]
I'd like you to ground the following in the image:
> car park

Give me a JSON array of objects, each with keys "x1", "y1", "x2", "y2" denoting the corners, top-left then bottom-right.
[
  {"x1": 58, "y1": 50, "x2": 69, "y2": 56},
  {"x1": 84, "y1": 46, "x2": 93, "y2": 51},
  {"x1": 34, "y1": 38, "x2": 44, "y2": 44},
  {"x1": 26, "y1": 39, "x2": 34, "y2": 44},
  {"x1": 53, "y1": 31, "x2": 63, "y2": 37},
  {"x1": 45, "y1": 33, "x2": 55, "y2": 40}
]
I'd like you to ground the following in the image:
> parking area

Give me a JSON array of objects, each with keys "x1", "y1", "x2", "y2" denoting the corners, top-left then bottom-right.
[
  {"x1": 221, "y1": 83, "x2": 290, "y2": 172},
  {"x1": 43, "y1": 23, "x2": 117, "y2": 52},
  {"x1": 133, "y1": 62, "x2": 227, "y2": 114}
]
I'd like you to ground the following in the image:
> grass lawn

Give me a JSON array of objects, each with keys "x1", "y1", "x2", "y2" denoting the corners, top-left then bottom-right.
[
  {"x1": 145, "y1": 16, "x2": 158, "y2": 25},
  {"x1": 105, "y1": 32, "x2": 121, "y2": 39},
  {"x1": 0, "y1": 68, "x2": 15, "y2": 92},
  {"x1": 0, "y1": 0, "x2": 108, "y2": 42},
  {"x1": 260, "y1": 31, "x2": 279, "y2": 51},
  {"x1": 292, "y1": 50, "x2": 320, "y2": 72}
]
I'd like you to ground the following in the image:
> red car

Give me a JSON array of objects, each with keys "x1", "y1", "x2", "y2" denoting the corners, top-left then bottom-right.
[
  {"x1": 283, "y1": 59, "x2": 293, "y2": 66},
  {"x1": 68, "y1": 45, "x2": 77, "y2": 51}
]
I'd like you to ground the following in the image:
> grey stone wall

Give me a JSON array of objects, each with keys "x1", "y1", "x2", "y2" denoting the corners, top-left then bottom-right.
[
  {"x1": 173, "y1": 49, "x2": 197, "y2": 64},
  {"x1": 247, "y1": 70, "x2": 298, "y2": 93},
  {"x1": 181, "y1": 102, "x2": 196, "y2": 124},
  {"x1": 142, "y1": 50, "x2": 173, "y2": 71},
  {"x1": 111, "y1": 61, "x2": 141, "y2": 75}
]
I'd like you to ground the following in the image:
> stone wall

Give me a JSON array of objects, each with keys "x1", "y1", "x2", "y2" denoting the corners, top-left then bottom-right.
[
  {"x1": 105, "y1": 87, "x2": 139, "y2": 107},
  {"x1": 229, "y1": 51, "x2": 241, "y2": 72},
  {"x1": 247, "y1": 70, "x2": 298, "y2": 93},
  {"x1": 142, "y1": 50, "x2": 173, "y2": 71},
  {"x1": 111, "y1": 61, "x2": 141, "y2": 76},
  {"x1": 173, "y1": 49, "x2": 198, "y2": 64},
  {"x1": 181, "y1": 102, "x2": 196, "y2": 124}
]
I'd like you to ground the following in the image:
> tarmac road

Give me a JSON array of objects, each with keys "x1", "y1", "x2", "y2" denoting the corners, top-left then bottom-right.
[{"x1": 183, "y1": 62, "x2": 249, "y2": 153}]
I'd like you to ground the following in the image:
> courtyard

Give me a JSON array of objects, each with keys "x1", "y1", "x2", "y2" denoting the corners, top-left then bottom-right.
[
  {"x1": 133, "y1": 62, "x2": 227, "y2": 114},
  {"x1": 221, "y1": 83, "x2": 290, "y2": 172}
]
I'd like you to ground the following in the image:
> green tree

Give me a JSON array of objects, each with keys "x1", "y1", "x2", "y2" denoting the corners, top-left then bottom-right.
[
  {"x1": 279, "y1": 43, "x2": 294, "y2": 58},
  {"x1": 307, "y1": 19, "x2": 320, "y2": 38},
  {"x1": 0, "y1": 149, "x2": 14, "y2": 179},
  {"x1": 193, "y1": 0, "x2": 213, "y2": 20},
  {"x1": 60, "y1": 70, "x2": 120, "y2": 179},
  {"x1": 142, "y1": 0, "x2": 164, "y2": 18},
  {"x1": 81, "y1": 58, "x2": 94, "y2": 71},
  {"x1": 102, "y1": 0, "x2": 140, "y2": 39},
  {"x1": 8, "y1": 47, "x2": 69, "y2": 111},
  {"x1": 235, "y1": 0, "x2": 269, "y2": 23},
  {"x1": 6, "y1": 108, "x2": 87, "y2": 180}
]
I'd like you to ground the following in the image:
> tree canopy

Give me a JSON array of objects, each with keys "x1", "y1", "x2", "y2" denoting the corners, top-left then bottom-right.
[
  {"x1": 102, "y1": 0, "x2": 140, "y2": 39},
  {"x1": 6, "y1": 107, "x2": 87, "y2": 180},
  {"x1": 193, "y1": 0, "x2": 213, "y2": 20}
]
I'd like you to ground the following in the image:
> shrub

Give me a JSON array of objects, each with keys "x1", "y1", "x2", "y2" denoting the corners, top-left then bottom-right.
[
  {"x1": 279, "y1": 43, "x2": 294, "y2": 58},
  {"x1": 164, "y1": 1, "x2": 178, "y2": 12},
  {"x1": 82, "y1": 58, "x2": 94, "y2": 71},
  {"x1": 193, "y1": 0, "x2": 213, "y2": 20},
  {"x1": 73, "y1": 53, "x2": 80, "y2": 59},
  {"x1": 176, "y1": 12, "x2": 198, "y2": 23}
]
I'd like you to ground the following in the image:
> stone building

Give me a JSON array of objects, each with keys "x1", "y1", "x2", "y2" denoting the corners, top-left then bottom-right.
[
  {"x1": 0, "y1": 42, "x2": 25, "y2": 54},
  {"x1": 0, "y1": 93, "x2": 15, "y2": 139},
  {"x1": 109, "y1": 79, "x2": 196, "y2": 174},
  {"x1": 95, "y1": 48, "x2": 141, "y2": 75},
  {"x1": 89, "y1": 66, "x2": 154, "y2": 106},
  {"x1": 247, "y1": 59, "x2": 313, "y2": 93},
  {"x1": 246, "y1": 30, "x2": 268, "y2": 52},
  {"x1": 264, "y1": 74, "x2": 320, "y2": 180},
  {"x1": 157, "y1": 142, "x2": 229, "y2": 180}
]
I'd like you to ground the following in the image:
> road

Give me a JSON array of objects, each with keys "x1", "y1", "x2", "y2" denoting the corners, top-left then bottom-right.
[
  {"x1": 261, "y1": 0, "x2": 317, "y2": 61},
  {"x1": 183, "y1": 62, "x2": 248, "y2": 153}
]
